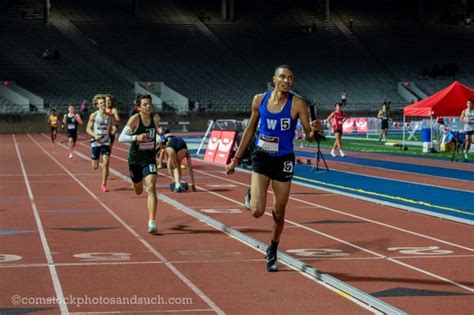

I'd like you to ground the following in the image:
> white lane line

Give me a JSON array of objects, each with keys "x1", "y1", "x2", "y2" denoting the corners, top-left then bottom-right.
[
  {"x1": 299, "y1": 146, "x2": 474, "y2": 173},
  {"x1": 321, "y1": 165, "x2": 474, "y2": 192},
  {"x1": 0, "y1": 258, "x2": 266, "y2": 269},
  {"x1": 298, "y1": 254, "x2": 474, "y2": 261},
  {"x1": 196, "y1": 166, "x2": 474, "y2": 252},
  {"x1": 48, "y1": 134, "x2": 381, "y2": 314},
  {"x1": 30, "y1": 134, "x2": 225, "y2": 315},
  {"x1": 0, "y1": 173, "x2": 98, "y2": 177},
  {"x1": 316, "y1": 157, "x2": 474, "y2": 187},
  {"x1": 60, "y1": 134, "x2": 474, "y2": 292},
  {"x1": 70, "y1": 309, "x2": 214, "y2": 314},
  {"x1": 390, "y1": 254, "x2": 474, "y2": 259},
  {"x1": 13, "y1": 134, "x2": 68, "y2": 314},
  {"x1": 3, "y1": 254, "x2": 473, "y2": 269},
  {"x1": 193, "y1": 170, "x2": 474, "y2": 293},
  {"x1": 63, "y1": 134, "x2": 474, "y2": 247}
]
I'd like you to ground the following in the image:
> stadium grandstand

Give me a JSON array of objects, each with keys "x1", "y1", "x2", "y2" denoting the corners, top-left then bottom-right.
[
  {"x1": 1, "y1": 2, "x2": 474, "y2": 314},
  {"x1": 0, "y1": 0, "x2": 473, "y2": 118}
]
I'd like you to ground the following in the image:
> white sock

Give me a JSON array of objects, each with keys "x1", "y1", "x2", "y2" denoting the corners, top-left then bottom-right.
[{"x1": 175, "y1": 182, "x2": 182, "y2": 189}]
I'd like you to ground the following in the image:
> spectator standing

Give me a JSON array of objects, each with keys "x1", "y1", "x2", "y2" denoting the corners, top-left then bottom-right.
[
  {"x1": 42, "y1": 49, "x2": 50, "y2": 60},
  {"x1": 341, "y1": 90, "x2": 347, "y2": 106},
  {"x1": 81, "y1": 100, "x2": 88, "y2": 114}
]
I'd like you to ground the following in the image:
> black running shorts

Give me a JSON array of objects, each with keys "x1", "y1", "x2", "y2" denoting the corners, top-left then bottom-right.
[
  {"x1": 251, "y1": 149, "x2": 295, "y2": 182},
  {"x1": 129, "y1": 162, "x2": 157, "y2": 183}
]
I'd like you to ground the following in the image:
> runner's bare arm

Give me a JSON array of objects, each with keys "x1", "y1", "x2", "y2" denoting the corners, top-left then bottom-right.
[
  {"x1": 75, "y1": 114, "x2": 84, "y2": 125},
  {"x1": 326, "y1": 111, "x2": 335, "y2": 127},
  {"x1": 153, "y1": 113, "x2": 161, "y2": 130},
  {"x1": 113, "y1": 108, "x2": 121, "y2": 124},
  {"x1": 294, "y1": 97, "x2": 317, "y2": 142},
  {"x1": 109, "y1": 116, "x2": 115, "y2": 135},
  {"x1": 86, "y1": 112, "x2": 98, "y2": 139},
  {"x1": 225, "y1": 94, "x2": 263, "y2": 175},
  {"x1": 460, "y1": 110, "x2": 466, "y2": 123}
]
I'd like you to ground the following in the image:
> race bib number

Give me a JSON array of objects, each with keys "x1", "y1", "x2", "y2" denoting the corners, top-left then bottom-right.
[
  {"x1": 97, "y1": 135, "x2": 109, "y2": 145},
  {"x1": 138, "y1": 141, "x2": 155, "y2": 151},
  {"x1": 149, "y1": 164, "x2": 157, "y2": 173},
  {"x1": 257, "y1": 134, "x2": 279, "y2": 153},
  {"x1": 283, "y1": 161, "x2": 293, "y2": 173},
  {"x1": 67, "y1": 123, "x2": 76, "y2": 130},
  {"x1": 138, "y1": 128, "x2": 156, "y2": 150}
]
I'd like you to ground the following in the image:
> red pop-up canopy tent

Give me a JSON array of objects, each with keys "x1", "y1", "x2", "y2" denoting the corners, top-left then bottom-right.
[
  {"x1": 403, "y1": 81, "x2": 474, "y2": 117},
  {"x1": 402, "y1": 81, "x2": 474, "y2": 146}
]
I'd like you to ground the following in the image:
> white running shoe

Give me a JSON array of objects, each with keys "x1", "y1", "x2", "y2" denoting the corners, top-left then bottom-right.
[
  {"x1": 340, "y1": 150, "x2": 346, "y2": 157},
  {"x1": 68, "y1": 153, "x2": 73, "y2": 159},
  {"x1": 330, "y1": 149, "x2": 336, "y2": 157},
  {"x1": 148, "y1": 220, "x2": 157, "y2": 234},
  {"x1": 244, "y1": 189, "x2": 251, "y2": 210}
]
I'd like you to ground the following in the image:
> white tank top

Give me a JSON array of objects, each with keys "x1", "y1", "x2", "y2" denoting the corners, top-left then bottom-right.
[
  {"x1": 92, "y1": 112, "x2": 111, "y2": 147},
  {"x1": 464, "y1": 109, "x2": 474, "y2": 132}
]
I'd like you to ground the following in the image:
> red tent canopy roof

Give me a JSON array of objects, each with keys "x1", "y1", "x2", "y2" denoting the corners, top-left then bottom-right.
[{"x1": 403, "y1": 81, "x2": 474, "y2": 117}]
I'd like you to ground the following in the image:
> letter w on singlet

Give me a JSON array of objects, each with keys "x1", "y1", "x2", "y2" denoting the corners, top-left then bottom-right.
[{"x1": 266, "y1": 119, "x2": 277, "y2": 130}]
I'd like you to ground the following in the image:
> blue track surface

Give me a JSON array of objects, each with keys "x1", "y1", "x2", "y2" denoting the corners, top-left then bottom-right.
[
  {"x1": 295, "y1": 149, "x2": 474, "y2": 181},
  {"x1": 192, "y1": 148, "x2": 473, "y2": 222},
  {"x1": 293, "y1": 165, "x2": 474, "y2": 222}
]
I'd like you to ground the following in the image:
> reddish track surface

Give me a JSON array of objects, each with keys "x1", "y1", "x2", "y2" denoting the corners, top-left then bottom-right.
[{"x1": 1, "y1": 133, "x2": 473, "y2": 314}]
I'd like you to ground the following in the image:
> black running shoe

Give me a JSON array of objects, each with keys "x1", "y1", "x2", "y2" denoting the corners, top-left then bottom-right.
[
  {"x1": 174, "y1": 186, "x2": 184, "y2": 193},
  {"x1": 244, "y1": 189, "x2": 251, "y2": 210},
  {"x1": 266, "y1": 246, "x2": 278, "y2": 272}
]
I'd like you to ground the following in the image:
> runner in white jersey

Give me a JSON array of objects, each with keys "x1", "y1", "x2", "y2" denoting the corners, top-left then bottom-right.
[
  {"x1": 87, "y1": 94, "x2": 114, "y2": 192},
  {"x1": 460, "y1": 99, "x2": 474, "y2": 161}
]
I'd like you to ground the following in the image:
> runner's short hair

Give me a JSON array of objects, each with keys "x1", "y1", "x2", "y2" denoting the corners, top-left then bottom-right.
[
  {"x1": 274, "y1": 64, "x2": 293, "y2": 74},
  {"x1": 135, "y1": 94, "x2": 152, "y2": 106}
]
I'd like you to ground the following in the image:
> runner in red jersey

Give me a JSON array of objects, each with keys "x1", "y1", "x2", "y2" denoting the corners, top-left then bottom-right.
[{"x1": 326, "y1": 103, "x2": 348, "y2": 157}]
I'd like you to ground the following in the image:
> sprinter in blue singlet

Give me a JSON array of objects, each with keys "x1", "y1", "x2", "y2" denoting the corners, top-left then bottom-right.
[{"x1": 225, "y1": 65, "x2": 322, "y2": 272}]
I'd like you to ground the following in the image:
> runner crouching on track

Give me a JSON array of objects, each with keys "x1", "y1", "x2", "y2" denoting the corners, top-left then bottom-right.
[
  {"x1": 159, "y1": 129, "x2": 196, "y2": 193},
  {"x1": 225, "y1": 65, "x2": 322, "y2": 272},
  {"x1": 119, "y1": 95, "x2": 160, "y2": 234},
  {"x1": 86, "y1": 94, "x2": 114, "y2": 192}
]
